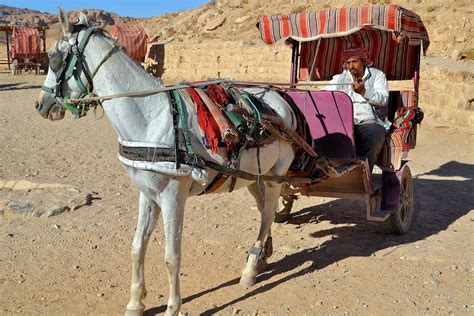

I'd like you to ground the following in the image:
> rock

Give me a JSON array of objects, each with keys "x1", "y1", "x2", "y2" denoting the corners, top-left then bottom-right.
[
  {"x1": 451, "y1": 49, "x2": 463, "y2": 61},
  {"x1": 47, "y1": 205, "x2": 70, "y2": 217},
  {"x1": 431, "y1": 34, "x2": 450, "y2": 43},
  {"x1": 234, "y1": 15, "x2": 250, "y2": 24},
  {"x1": 32, "y1": 209, "x2": 43, "y2": 218},
  {"x1": 205, "y1": 15, "x2": 226, "y2": 31},
  {"x1": 457, "y1": 97, "x2": 472, "y2": 110},
  {"x1": 8, "y1": 203, "x2": 32, "y2": 215},
  {"x1": 11, "y1": 180, "x2": 38, "y2": 191},
  {"x1": 197, "y1": 11, "x2": 213, "y2": 24}
]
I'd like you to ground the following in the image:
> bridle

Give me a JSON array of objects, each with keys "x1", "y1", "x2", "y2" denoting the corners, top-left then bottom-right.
[{"x1": 42, "y1": 25, "x2": 119, "y2": 118}]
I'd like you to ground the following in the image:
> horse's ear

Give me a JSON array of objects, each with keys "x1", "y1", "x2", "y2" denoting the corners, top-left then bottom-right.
[
  {"x1": 76, "y1": 12, "x2": 89, "y2": 27},
  {"x1": 58, "y1": 7, "x2": 72, "y2": 35}
]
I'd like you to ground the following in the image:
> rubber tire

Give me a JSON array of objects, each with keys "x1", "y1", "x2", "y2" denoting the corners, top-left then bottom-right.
[
  {"x1": 389, "y1": 165, "x2": 414, "y2": 234},
  {"x1": 274, "y1": 195, "x2": 295, "y2": 223}
]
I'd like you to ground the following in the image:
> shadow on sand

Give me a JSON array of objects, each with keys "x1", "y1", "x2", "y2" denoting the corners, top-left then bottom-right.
[
  {"x1": 145, "y1": 161, "x2": 473, "y2": 315},
  {"x1": 0, "y1": 83, "x2": 42, "y2": 91}
]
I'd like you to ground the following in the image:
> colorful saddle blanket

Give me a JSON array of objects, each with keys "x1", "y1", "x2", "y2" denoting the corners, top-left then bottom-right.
[
  {"x1": 378, "y1": 90, "x2": 424, "y2": 171},
  {"x1": 173, "y1": 83, "x2": 314, "y2": 173}
]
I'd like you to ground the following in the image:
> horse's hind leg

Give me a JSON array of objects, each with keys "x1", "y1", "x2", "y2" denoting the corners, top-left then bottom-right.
[
  {"x1": 126, "y1": 191, "x2": 160, "y2": 316},
  {"x1": 240, "y1": 181, "x2": 280, "y2": 287}
]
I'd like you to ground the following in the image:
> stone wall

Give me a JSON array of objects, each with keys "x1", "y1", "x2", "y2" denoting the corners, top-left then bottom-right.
[
  {"x1": 419, "y1": 58, "x2": 473, "y2": 126},
  {"x1": 145, "y1": 41, "x2": 292, "y2": 83},
  {"x1": 145, "y1": 41, "x2": 473, "y2": 126}
]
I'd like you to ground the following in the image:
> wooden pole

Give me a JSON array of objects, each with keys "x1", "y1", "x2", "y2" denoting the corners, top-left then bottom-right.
[{"x1": 6, "y1": 29, "x2": 11, "y2": 70}]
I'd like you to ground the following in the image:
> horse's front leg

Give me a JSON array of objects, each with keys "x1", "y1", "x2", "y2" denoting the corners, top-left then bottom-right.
[
  {"x1": 240, "y1": 181, "x2": 280, "y2": 287},
  {"x1": 159, "y1": 177, "x2": 192, "y2": 316},
  {"x1": 126, "y1": 191, "x2": 160, "y2": 316}
]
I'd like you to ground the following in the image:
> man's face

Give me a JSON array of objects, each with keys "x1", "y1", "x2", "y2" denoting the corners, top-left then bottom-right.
[{"x1": 345, "y1": 57, "x2": 365, "y2": 78}]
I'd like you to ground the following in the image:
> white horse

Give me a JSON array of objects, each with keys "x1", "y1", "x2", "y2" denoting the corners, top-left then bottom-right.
[{"x1": 35, "y1": 9, "x2": 296, "y2": 316}]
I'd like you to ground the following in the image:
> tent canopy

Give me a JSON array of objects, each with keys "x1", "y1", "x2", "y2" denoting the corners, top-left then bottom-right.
[
  {"x1": 110, "y1": 24, "x2": 148, "y2": 62},
  {"x1": 257, "y1": 5, "x2": 430, "y2": 81},
  {"x1": 11, "y1": 26, "x2": 41, "y2": 59}
]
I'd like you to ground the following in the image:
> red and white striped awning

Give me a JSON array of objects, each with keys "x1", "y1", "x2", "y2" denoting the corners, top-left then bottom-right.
[
  {"x1": 110, "y1": 24, "x2": 148, "y2": 62},
  {"x1": 257, "y1": 4, "x2": 430, "y2": 81},
  {"x1": 11, "y1": 26, "x2": 41, "y2": 60}
]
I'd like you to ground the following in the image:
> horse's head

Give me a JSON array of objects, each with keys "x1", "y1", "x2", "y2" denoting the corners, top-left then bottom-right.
[{"x1": 35, "y1": 8, "x2": 96, "y2": 120}]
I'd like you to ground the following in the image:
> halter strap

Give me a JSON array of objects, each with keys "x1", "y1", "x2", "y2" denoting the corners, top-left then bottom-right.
[{"x1": 43, "y1": 26, "x2": 120, "y2": 118}]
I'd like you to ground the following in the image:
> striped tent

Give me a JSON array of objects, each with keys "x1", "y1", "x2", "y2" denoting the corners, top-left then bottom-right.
[
  {"x1": 110, "y1": 24, "x2": 148, "y2": 62},
  {"x1": 11, "y1": 27, "x2": 41, "y2": 60},
  {"x1": 257, "y1": 4, "x2": 429, "y2": 81}
]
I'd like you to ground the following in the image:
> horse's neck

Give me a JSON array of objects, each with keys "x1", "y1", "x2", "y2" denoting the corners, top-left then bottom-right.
[{"x1": 87, "y1": 36, "x2": 174, "y2": 146}]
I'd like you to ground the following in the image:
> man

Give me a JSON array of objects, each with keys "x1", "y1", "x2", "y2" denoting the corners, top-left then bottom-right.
[{"x1": 325, "y1": 48, "x2": 389, "y2": 171}]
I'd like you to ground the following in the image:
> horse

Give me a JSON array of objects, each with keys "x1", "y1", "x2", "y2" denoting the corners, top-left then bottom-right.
[{"x1": 35, "y1": 9, "x2": 296, "y2": 316}]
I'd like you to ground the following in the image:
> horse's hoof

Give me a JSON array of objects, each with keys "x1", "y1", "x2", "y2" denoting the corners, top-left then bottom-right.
[
  {"x1": 239, "y1": 275, "x2": 257, "y2": 288},
  {"x1": 125, "y1": 308, "x2": 144, "y2": 316}
]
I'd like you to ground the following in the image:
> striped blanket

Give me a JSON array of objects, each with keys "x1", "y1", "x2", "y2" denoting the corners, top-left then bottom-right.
[
  {"x1": 378, "y1": 90, "x2": 418, "y2": 171},
  {"x1": 257, "y1": 4, "x2": 429, "y2": 81},
  {"x1": 11, "y1": 27, "x2": 40, "y2": 60},
  {"x1": 110, "y1": 24, "x2": 148, "y2": 62}
]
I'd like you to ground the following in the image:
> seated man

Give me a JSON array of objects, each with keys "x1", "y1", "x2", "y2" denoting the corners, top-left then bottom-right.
[{"x1": 325, "y1": 48, "x2": 389, "y2": 171}]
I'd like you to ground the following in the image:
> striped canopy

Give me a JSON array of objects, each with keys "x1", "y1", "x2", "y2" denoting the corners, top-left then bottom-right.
[
  {"x1": 11, "y1": 27, "x2": 41, "y2": 59},
  {"x1": 257, "y1": 4, "x2": 430, "y2": 81},
  {"x1": 110, "y1": 24, "x2": 148, "y2": 62}
]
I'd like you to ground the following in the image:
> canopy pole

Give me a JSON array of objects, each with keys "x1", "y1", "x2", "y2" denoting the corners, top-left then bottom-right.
[
  {"x1": 289, "y1": 40, "x2": 299, "y2": 85},
  {"x1": 6, "y1": 29, "x2": 10, "y2": 70},
  {"x1": 413, "y1": 41, "x2": 422, "y2": 95}
]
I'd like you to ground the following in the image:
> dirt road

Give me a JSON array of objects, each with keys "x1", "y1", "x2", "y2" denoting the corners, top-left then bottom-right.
[{"x1": 1, "y1": 71, "x2": 472, "y2": 315}]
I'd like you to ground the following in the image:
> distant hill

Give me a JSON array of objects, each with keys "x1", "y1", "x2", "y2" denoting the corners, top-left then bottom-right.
[
  {"x1": 0, "y1": 5, "x2": 130, "y2": 27},
  {"x1": 0, "y1": 5, "x2": 45, "y2": 16},
  {"x1": 1, "y1": 1, "x2": 472, "y2": 60}
]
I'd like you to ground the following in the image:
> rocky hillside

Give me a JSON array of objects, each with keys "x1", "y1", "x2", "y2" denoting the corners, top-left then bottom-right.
[
  {"x1": 1, "y1": 1, "x2": 472, "y2": 60},
  {"x1": 0, "y1": 6, "x2": 130, "y2": 28},
  {"x1": 140, "y1": 0, "x2": 473, "y2": 60}
]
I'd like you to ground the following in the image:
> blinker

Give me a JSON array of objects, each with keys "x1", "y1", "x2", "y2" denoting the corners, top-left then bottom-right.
[{"x1": 48, "y1": 50, "x2": 63, "y2": 73}]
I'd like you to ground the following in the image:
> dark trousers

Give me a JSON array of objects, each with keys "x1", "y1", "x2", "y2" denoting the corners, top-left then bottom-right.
[{"x1": 354, "y1": 123, "x2": 386, "y2": 171}]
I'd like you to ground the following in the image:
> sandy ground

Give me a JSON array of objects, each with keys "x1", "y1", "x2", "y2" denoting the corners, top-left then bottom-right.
[{"x1": 0, "y1": 70, "x2": 473, "y2": 315}]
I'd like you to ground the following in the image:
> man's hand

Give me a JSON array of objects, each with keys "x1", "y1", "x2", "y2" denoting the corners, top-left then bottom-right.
[{"x1": 352, "y1": 79, "x2": 366, "y2": 96}]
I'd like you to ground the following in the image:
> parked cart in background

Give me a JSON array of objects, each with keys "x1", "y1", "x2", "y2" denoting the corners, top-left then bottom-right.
[
  {"x1": 256, "y1": 4, "x2": 429, "y2": 233},
  {"x1": 110, "y1": 23, "x2": 148, "y2": 63},
  {"x1": 5, "y1": 25, "x2": 48, "y2": 75}
]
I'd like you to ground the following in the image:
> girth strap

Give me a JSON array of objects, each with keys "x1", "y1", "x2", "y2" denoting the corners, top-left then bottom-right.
[{"x1": 117, "y1": 144, "x2": 315, "y2": 184}]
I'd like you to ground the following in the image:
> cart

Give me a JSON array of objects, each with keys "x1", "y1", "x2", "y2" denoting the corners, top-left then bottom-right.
[
  {"x1": 256, "y1": 4, "x2": 429, "y2": 233},
  {"x1": 8, "y1": 26, "x2": 48, "y2": 75}
]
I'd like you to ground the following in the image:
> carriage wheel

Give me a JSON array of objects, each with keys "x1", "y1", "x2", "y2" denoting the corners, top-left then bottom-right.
[
  {"x1": 274, "y1": 195, "x2": 296, "y2": 223},
  {"x1": 389, "y1": 165, "x2": 414, "y2": 234}
]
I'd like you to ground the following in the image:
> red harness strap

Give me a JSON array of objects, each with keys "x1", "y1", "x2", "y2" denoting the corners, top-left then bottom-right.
[{"x1": 187, "y1": 87, "x2": 221, "y2": 153}]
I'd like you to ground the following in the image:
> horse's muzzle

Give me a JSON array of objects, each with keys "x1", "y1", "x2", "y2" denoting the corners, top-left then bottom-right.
[{"x1": 36, "y1": 92, "x2": 65, "y2": 120}]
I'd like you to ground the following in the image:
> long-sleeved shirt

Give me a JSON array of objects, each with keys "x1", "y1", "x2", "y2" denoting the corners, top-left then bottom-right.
[{"x1": 325, "y1": 67, "x2": 389, "y2": 127}]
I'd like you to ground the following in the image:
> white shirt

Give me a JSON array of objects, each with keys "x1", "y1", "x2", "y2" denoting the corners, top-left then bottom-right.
[{"x1": 325, "y1": 67, "x2": 389, "y2": 127}]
